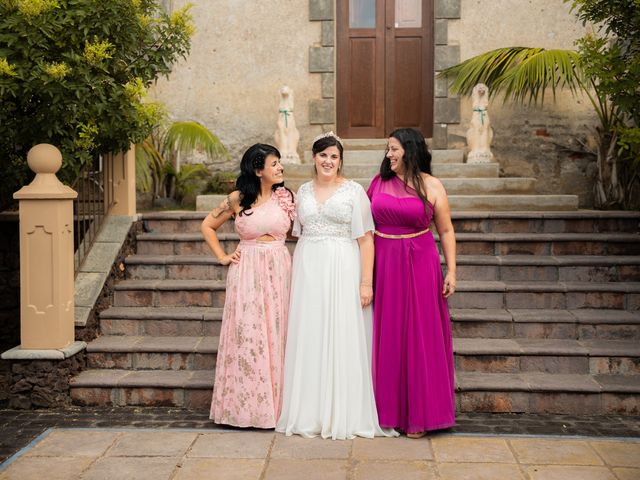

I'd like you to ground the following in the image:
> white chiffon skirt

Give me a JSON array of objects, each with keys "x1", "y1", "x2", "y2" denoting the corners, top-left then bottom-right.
[{"x1": 276, "y1": 237, "x2": 397, "y2": 440}]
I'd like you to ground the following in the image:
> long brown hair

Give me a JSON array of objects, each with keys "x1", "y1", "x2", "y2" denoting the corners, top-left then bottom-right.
[{"x1": 380, "y1": 128, "x2": 432, "y2": 207}]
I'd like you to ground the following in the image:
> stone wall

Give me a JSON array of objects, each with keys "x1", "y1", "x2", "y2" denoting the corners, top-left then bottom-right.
[
  {"x1": 447, "y1": 0, "x2": 597, "y2": 207},
  {"x1": 0, "y1": 214, "x2": 19, "y2": 353},
  {"x1": 0, "y1": 213, "x2": 20, "y2": 406},
  {"x1": 151, "y1": 0, "x2": 324, "y2": 166},
  {"x1": 153, "y1": 0, "x2": 598, "y2": 205}
]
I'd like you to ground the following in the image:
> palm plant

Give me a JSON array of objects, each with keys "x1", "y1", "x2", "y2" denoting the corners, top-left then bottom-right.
[
  {"x1": 136, "y1": 120, "x2": 228, "y2": 206},
  {"x1": 439, "y1": 45, "x2": 638, "y2": 209}
]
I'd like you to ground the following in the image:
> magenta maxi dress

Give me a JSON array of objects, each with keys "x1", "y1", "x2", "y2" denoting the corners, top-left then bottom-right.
[{"x1": 367, "y1": 174, "x2": 455, "y2": 433}]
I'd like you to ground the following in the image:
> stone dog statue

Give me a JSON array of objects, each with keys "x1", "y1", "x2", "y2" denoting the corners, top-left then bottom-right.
[
  {"x1": 466, "y1": 83, "x2": 495, "y2": 163},
  {"x1": 274, "y1": 86, "x2": 301, "y2": 164}
]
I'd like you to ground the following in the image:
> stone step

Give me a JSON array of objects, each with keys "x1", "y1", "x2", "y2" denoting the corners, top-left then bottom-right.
[
  {"x1": 284, "y1": 177, "x2": 538, "y2": 194},
  {"x1": 100, "y1": 306, "x2": 223, "y2": 336},
  {"x1": 134, "y1": 232, "x2": 640, "y2": 256},
  {"x1": 142, "y1": 211, "x2": 640, "y2": 234},
  {"x1": 453, "y1": 338, "x2": 640, "y2": 375},
  {"x1": 70, "y1": 369, "x2": 212, "y2": 408},
  {"x1": 84, "y1": 334, "x2": 639, "y2": 375},
  {"x1": 341, "y1": 138, "x2": 388, "y2": 150},
  {"x1": 456, "y1": 372, "x2": 640, "y2": 414},
  {"x1": 450, "y1": 195, "x2": 579, "y2": 211},
  {"x1": 99, "y1": 306, "x2": 640, "y2": 340},
  {"x1": 452, "y1": 308, "x2": 640, "y2": 340},
  {"x1": 199, "y1": 190, "x2": 578, "y2": 212},
  {"x1": 112, "y1": 278, "x2": 640, "y2": 309},
  {"x1": 301, "y1": 149, "x2": 464, "y2": 164},
  {"x1": 70, "y1": 368, "x2": 640, "y2": 414},
  {"x1": 86, "y1": 336, "x2": 219, "y2": 371},
  {"x1": 290, "y1": 161, "x2": 499, "y2": 178},
  {"x1": 113, "y1": 279, "x2": 226, "y2": 308},
  {"x1": 448, "y1": 281, "x2": 640, "y2": 310},
  {"x1": 287, "y1": 161, "x2": 480, "y2": 180},
  {"x1": 124, "y1": 254, "x2": 640, "y2": 282}
]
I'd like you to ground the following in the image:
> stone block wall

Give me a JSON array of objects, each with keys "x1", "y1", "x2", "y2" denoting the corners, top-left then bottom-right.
[
  {"x1": 151, "y1": 0, "x2": 324, "y2": 165},
  {"x1": 447, "y1": 0, "x2": 597, "y2": 207},
  {"x1": 0, "y1": 214, "x2": 20, "y2": 406},
  {"x1": 152, "y1": 0, "x2": 599, "y2": 205}
]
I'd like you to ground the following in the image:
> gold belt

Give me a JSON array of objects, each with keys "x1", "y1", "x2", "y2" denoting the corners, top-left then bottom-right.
[{"x1": 374, "y1": 228, "x2": 430, "y2": 239}]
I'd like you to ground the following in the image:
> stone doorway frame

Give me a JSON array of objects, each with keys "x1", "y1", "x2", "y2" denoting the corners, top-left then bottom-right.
[{"x1": 307, "y1": 0, "x2": 461, "y2": 148}]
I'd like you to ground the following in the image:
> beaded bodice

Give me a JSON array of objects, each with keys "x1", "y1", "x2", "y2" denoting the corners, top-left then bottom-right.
[{"x1": 295, "y1": 180, "x2": 363, "y2": 240}]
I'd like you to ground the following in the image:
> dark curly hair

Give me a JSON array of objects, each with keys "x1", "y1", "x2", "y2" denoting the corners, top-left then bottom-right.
[
  {"x1": 380, "y1": 128, "x2": 432, "y2": 207},
  {"x1": 312, "y1": 134, "x2": 344, "y2": 175},
  {"x1": 236, "y1": 143, "x2": 293, "y2": 216}
]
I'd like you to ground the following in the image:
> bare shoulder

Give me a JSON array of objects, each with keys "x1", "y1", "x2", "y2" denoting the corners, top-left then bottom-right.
[
  {"x1": 226, "y1": 190, "x2": 242, "y2": 205},
  {"x1": 421, "y1": 173, "x2": 447, "y2": 194}
]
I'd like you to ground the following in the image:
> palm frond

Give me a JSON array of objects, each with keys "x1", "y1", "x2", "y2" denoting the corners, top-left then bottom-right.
[
  {"x1": 439, "y1": 47, "x2": 586, "y2": 105},
  {"x1": 135, "y1": 141, "x2": 160, "y2": 192},
  {"x1": 162, "y1": 120, "x2": 229, "y2": 161},
  {"x1": 136, "y1": 139, "x2": 166, "y2": 195},
  {"x1": 497, "y1": 49, "x2": 584, "y2": 104}
]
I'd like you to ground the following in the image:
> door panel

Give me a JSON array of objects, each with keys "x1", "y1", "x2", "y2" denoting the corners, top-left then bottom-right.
[
  {"x1": 337, "y1": 0, "x2": 385, "y2": 138},
  {"x1": 349, "y1": 39, "x2": 377, "y2": 126},
  {"x1": 392, "y1": 38, "x2": 422, "y2": 127},
  {"x1": 337, "y1": 0, "x2": 433, "y2": 138}
]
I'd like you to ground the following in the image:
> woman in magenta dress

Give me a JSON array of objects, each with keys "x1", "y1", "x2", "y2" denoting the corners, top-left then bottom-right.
[
  {"x1": 201, "y1": 143, "x2": 295, "y2": 428},
  {"x1": 367, "y1": 128, "x2": 457, "y2": 437}
]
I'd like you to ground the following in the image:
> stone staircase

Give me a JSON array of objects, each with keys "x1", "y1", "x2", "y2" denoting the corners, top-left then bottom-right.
[
  {"x1": 279, "y1": 139, "x2": 579, "y2": 211},
  {"x1": 71, "y1": 210, "x2": 640, "y2": 414}
]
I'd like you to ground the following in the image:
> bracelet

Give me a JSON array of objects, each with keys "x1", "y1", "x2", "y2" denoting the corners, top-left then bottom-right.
[{"x1": 360, "y1": 283, "x2": 372, "y2": 287}]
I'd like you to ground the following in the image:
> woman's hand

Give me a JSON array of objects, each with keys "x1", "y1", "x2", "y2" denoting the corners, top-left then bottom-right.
[
  {"x1": 360, "y1": 284, "x2": 373, "y2": 307},
  {"x1": 218, "y1": 248, "x2": 241, "y2": 266},
  {"x1": 442, "y1": 272, "x2": 456, "y2": 298}
]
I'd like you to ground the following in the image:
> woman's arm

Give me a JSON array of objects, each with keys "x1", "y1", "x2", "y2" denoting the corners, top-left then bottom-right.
[
  {"x1": 357, "y1": 231, "x2": 375, "y2": 307},
  {"x1": 428, "y1": 177, "x2": 456, "y2": 298},
  {"x1": 201, "y1": 191, "x2": 242, "y2": 266}
]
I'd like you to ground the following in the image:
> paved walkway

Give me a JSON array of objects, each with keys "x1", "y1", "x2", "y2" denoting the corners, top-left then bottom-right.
[
  {"x1": 2, "y1": 408, "x2": 640, "y2": 463},
  {"x1": 1, "y1": 428, "x2": 639, "y2": 479}
]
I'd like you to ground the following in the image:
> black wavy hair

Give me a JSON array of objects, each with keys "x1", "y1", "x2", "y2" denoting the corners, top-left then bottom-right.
[
  {"x1": 380, "y1": 128, "x2": 432, "y2": 207},
  {"x1": 235, "y1": 143, "x2": 293, "y2": 216},
  {"x1": 312, "y1": 134, "x2": 344, "y2": 174}
]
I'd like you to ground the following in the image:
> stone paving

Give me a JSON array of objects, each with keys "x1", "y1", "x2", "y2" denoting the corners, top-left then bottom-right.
[
  {"x1": 0, "y1": 408, "x2": 639, "y2": 479},
  {"x1": 1, "y1": 426, "x2": 640, "y2": 480}
]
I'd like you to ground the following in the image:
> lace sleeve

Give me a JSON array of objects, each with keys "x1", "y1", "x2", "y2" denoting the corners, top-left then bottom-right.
[
  {"x1": 351, "y1": 182, "x2": 375, "y2": 239},
  {"x1": 291, "y1": 184, "x2": 305, "y2": 237}
]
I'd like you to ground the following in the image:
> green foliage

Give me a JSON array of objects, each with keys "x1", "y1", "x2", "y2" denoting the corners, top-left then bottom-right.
[
  {"x1": 172, "y1": 163, "x2": 210, "y2": 204},
  {"x1": 442, "y1": 47, "x2": 584, "y2": 105},
  {"x1": 136, "y1": 120, "x2": 229, "y2": 206},
  {"x1": 205, "y1": 171, "x2": 237, "y2": 194},
  {"x1": 0, "y1": 0, "x2": 194, "y2": 210},
  {"x1": 439, "y1": 1, "x2": 640, "y2": 209}
]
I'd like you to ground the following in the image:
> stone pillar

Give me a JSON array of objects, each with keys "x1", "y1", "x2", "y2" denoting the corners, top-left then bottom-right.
[
  {"x1": 109, "y1": 145, "x2": 136, "y2": 216},
  {"x1": 13, "y1": 144, "x2": 77, "y2": 349}
]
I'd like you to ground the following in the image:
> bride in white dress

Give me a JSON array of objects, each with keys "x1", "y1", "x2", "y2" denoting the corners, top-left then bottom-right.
[{"x1": 276, "y1": 132, "x2": 396, "y2": 440}]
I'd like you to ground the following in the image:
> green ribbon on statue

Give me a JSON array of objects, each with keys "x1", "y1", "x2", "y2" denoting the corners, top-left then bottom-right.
[
  {"x1": 473, "y1": 107, "x2": 487, "y2": 126},
  {"x1": 279, "y1": 108, "x2": 292, "y2": 128}
]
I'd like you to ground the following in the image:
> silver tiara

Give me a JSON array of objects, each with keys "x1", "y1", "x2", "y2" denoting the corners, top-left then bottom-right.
[{"x1": 312, "y1": 131, "x2": 343, "y2": 146}]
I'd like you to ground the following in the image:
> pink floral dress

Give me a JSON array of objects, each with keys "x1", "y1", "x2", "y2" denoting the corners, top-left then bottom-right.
[{"x1": 210, "y1": 187, "x2": 294, "y2": 428}]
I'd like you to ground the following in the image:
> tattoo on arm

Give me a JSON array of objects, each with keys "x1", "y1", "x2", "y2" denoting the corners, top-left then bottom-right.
[{"x1": 211, "y1": 195, "x2": 233, "y2": 218}]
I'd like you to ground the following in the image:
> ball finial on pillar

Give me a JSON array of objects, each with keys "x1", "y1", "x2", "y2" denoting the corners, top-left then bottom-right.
[{"x1": 27, "y1": 144, "x2": 63, "y2": 175}]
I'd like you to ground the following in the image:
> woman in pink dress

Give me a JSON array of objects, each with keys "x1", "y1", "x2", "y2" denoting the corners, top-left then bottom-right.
[
  {"x1": 201, "y1": 143, "x2": 295, "y2": 428},
  {"x1": 367, "y1": 128, "x2": 457, "y2": 437}
]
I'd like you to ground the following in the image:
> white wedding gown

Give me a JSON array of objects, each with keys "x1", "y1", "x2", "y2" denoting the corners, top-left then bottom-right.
[{"x1": 276, "y1": 180, "x2": 396, "y2": 439}]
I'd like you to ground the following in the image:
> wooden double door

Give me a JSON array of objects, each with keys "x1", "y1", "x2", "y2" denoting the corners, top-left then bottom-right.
[{"x1": 336, "y1": 0, "x2": 434, "y2": 138}]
